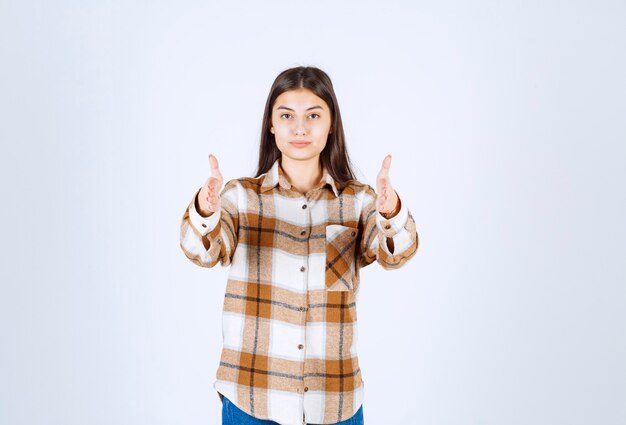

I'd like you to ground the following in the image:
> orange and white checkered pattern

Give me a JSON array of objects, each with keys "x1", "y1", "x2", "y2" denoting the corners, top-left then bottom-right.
[{"x1": 180, "y1": 158, "x2": 418, "y2": 425}]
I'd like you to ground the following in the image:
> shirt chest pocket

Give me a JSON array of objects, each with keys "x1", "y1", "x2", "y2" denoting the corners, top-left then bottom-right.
[{"x1": 325, "y1": 224, "x2": 358, "y2": 291}]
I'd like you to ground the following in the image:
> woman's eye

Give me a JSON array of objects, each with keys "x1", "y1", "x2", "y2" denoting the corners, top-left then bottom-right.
[{"x1": 279, "y1": 113, "x2": 320, "y2": 119}]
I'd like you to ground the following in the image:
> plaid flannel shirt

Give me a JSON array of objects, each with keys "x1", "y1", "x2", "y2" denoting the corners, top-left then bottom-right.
[{"x1": 179, "y1": 158, "x2": 419, "y2": 425}]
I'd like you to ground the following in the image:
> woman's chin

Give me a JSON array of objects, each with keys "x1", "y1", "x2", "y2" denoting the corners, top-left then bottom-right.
[{"x1": 281, "y1": 150, "x2": 322, "y2": 162}]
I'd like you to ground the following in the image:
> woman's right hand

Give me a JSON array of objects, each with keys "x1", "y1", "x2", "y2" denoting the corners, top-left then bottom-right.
[{"x1": 197, "y1": 154, "x2": 223, "y2": 217}]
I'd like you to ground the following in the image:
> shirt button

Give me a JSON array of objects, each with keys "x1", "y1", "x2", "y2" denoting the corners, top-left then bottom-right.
[
  {"x1": 201, "y1": 223, "x2": 207, "y2": 228},
  {"x1": 298, "y1": 344, "x2": 304, "y2": 349},
  {"x1": 217, "y1": 239, "x2": 222, "y2": 245},
  {"x1": 384, "y1": 224, "x2": 391, "y2": 229},
  {"x1": 351, "y1": 230, "x2": 356, "y2": 237},
  {"x1": 300, "y1": 230, "x2": 306, "y2": 236},
  {"x1": 304, "y1": 387, "x2": 309, "y2": 392},
  {"x1": 302, "y1": 204, "x2": 307, "y2": 209},
  {"x1": 300, "y1": 266, "x2": 306, "y2": 272},
  {"x1": 299, "y1": 306, "x2": 305, "y2": 311}
]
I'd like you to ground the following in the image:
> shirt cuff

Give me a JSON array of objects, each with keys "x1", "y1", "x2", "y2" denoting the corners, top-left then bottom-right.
[
  {"x1": 375, "y1": 194, "x2": 409, "y2": 237},
  {"x1": 188, "y1": 189, "x2": 221, "y2": 236}
]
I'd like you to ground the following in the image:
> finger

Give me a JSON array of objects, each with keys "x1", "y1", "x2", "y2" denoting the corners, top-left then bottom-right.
[
  {"x1": 377, "y1": 174, "x2": 386, "y2": 189},
  {"x1": 208, "y1": 154, "x2": 219, "y2": 170},
  {"x1": 382, "y1": 154, "x2": 392, "y2": 170},
  {"x1": 208, "y1": 178, "x2": 220, "y2": 191},
  {"x1": 378, "y1": 154, "x2": 392, "y2": 177},
  {"x1": 208, "y1": 154, "x2": 223, "y2": 179}
]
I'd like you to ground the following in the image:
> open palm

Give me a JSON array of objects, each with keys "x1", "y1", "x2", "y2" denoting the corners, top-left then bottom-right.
[
  {"x1": 198, "y1": 153, "x2": 223, "y2": 215},
  {"x1": 375, "y1": 154, "x2": 399, "y2": 214}
]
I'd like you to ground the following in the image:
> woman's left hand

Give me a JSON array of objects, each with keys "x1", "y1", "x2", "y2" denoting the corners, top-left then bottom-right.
[{"x1": 376, "y1": 154, "x2": 399, "y2": 215}]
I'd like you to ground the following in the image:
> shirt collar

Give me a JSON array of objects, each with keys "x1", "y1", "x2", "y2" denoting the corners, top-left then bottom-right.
[{"x1": 260, "y1": 158, "x2": 339, "y2": 197}]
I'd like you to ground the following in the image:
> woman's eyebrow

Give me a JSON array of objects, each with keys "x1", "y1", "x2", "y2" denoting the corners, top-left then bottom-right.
[{"x1": 276, "y1": 105, "x2": 324, "y2": 111}]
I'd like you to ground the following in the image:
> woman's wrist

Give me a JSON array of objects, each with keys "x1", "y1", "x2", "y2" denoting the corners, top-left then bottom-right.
[
  {"x1": 380, "y1": 191, "x2": 401, "y2": 218},
  {"x1": 195, "y1": 191, "x2": 215, "y2": 217}
]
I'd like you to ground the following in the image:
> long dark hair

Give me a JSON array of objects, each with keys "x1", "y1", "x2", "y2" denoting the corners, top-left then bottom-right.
[{"x1": 254, "y1": 66, "x2": 356, "y2": 188}]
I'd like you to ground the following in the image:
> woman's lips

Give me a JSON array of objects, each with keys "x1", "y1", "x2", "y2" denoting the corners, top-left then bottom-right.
[{"x1": 290, "y1": 141, "x2": 311, "y2": 148}]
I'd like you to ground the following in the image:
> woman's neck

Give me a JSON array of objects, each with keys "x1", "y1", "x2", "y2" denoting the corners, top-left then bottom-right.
[{"x1": 280, "y1": 155, "x2": 323, "y2": 195}]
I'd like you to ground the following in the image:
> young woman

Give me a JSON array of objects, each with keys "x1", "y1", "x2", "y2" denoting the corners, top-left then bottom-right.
[{"x1": 180, "y1": 66, "x2": 419, "y2": 425}]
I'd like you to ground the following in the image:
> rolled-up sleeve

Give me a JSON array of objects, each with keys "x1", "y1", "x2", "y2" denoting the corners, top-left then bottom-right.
[
  {"x1": 179, "y1": 179, "x2": 240, "y2": 268},
  {"x1": 357, "y1": 185, "x2": 419, "y2": 270}
]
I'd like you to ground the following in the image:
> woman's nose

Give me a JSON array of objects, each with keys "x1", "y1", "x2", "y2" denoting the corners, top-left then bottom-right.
[{"x1": 294, "y1": 119, "x2": 307, "y2": 135}]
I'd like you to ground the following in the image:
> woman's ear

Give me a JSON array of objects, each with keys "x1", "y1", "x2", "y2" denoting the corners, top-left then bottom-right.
[{"x1": 270, "y1": 127, "x2": 274, "y2": 134}]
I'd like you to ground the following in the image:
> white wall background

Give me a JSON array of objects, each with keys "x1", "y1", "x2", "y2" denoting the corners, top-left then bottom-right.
[{"x1": 1, "y1": 1, "x2": 625, "y2": 424}]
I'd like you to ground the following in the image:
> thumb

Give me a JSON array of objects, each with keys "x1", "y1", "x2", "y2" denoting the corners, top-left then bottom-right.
[
  {"x1": 382, "y1": 154, "x2": 392, "y2": 171},
  {"x1": 378, "y1": 154, "x2": 392, "y2": 179},
  {"x1": 208, "y1": 154, "x2": 223, "y2": 179}
]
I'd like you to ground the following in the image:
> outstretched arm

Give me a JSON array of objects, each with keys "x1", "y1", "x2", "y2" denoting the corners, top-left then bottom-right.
[
  {"x1": 358, "y1": 154, "x2": 419, "y2": 269},
  {"x1": 179, "y1": 154, "x2": 240, "y2": 268}
]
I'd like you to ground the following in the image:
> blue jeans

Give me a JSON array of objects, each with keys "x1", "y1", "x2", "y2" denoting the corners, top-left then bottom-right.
[{"x1": 221, "y1": 395, "x2": 364, "y2": 425}]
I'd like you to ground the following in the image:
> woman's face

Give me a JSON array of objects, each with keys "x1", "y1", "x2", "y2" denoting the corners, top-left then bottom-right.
[{"x1": 270, "y1": 88, "x2": 332, "y2": 163}]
